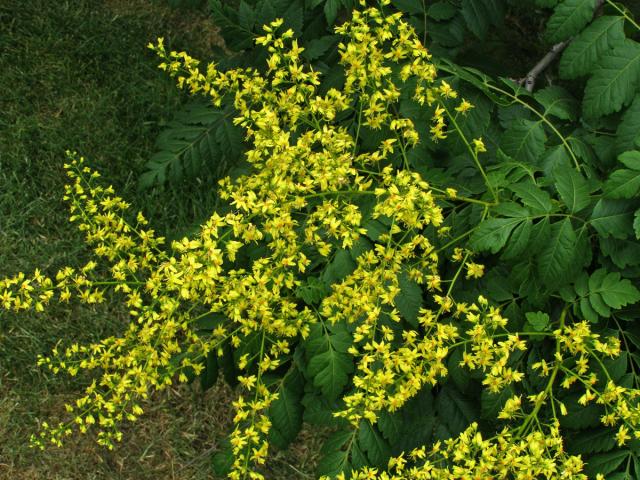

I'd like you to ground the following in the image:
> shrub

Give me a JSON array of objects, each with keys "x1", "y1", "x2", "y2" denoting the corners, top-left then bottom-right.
[{"x1": 3, "y1": 1, "x2": 640, "y2": 479}]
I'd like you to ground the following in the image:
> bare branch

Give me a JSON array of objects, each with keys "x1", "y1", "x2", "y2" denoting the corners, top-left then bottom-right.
[{"x1": 520, "y1": 0, "x2": 606, "y2": 92}]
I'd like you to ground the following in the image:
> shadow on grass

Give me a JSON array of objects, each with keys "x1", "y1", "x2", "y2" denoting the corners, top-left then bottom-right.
[{"x1": 0, "y1": 1, "x2": 318, "y2": 478}]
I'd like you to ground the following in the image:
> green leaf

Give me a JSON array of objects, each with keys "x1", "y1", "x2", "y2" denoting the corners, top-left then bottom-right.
[
  {"x1": 322, "y1": 249, "x2": 357, "y2": 285},
  {"x1": 324, "y1": 0, "x2": 340, "y2": 25},
  {"x1": 461, "y1": 0, "x2": 490, "y2": 38},
  {"x1": 559, "y1": 15, "x2": 626, "y2": 79},
  {"x1": 212, "y1": 444, "x2": 234, "y2": 476},
  {"x1": 139, "y1": 101, "x2": 242, "y2": 190},
  {"x1": 377, "y1": 411, "x2": 402, "y2": 444},
  {"x1": 363, "y1": 219, "x2": 387, "y2": 241},
  {"x1": 537, "y1": 218, "x2": 577, "y2": 290},
  {"x1": 470, "y1": 216, "x2": 528, "y2": 254},
  {"x1": 446, "y1": 89, "x2": 492, "y2": 154},
  {"x1": 350, "y1": 443, "x2": 368, "y2": 470},
  {"x1": 394, "y1": 271, "x2": 423, "y2": 327},
  {"x1": 589, "y1": 291, "x2": 611, "y2": 317},
  {"x1": 435, "y1": 384, "x2": 479, "y2": 435},
  {"x1": 553, "y1": 164, "x2": 591, "y2": 213},
  {"x1": 392, "y1": 388, "x2": 435, "y2": 453},
  {"x1": 199, "y1": 350, "x2": 218, "y2": 391},
  {"x1": 602, "y1": 352, "x2": 628, "y2": 382},
  {"x1": 500, "y1": 119, "x2": 546, "y2": 164},
  {"x1": 534, "y1": 86, "x2": 578, "y2": 120},
  {"x1": 600, "y1": 237, "x2": 640, "y2": 268},
  {"x1": 583, "y1": 40, "x2": 640, "y2": 119},
  {"x1": 545, "y1": 0, "x2": 596, "y2": 43},
  {"x1": 295, "y1": 277, "x2": 331, "y2": 305},
  {"x1": 269, "y1": 368, "x2": 304, "y2": 449},
  {"x1": 616, "y1": 96, "x2": 640, "y2": 154},
  {"x1": 525, "y1": 311, "x2": 550, "y2": 331},
  {"x1": 350, "y1": 236, "x2": 373, "y2": 261},
  {"x1": 302, "y1": 391, "x2": 341, "y2": 426},
  {"x1": 635, "y1": 208, "x2": 640, "y2": 239},
  {"x1": 308, "y1": 349, "x2": 353, "y2": 401},
  {"x1": 358, "y1": 421, "x2": 391, "y2": 467},
  {"x1": 321, "y1": 430, "x2": 353, "y2": 456},
  {"x1": 604, "y1": 151, "x2": 640, "y2": 199},
  {"x1": 303, "y1": 35, "x2": 338, "y2": 61},
  {"x1": 580, "y1": 296, "x2": 600, "y2": 322},
  {"x1": 605, "y1": 170, "x2": 640, "y2": 199},
  {"x1": 510, "y1": 181, "x2": 553, "y2": 214},
  {"x1": 391, "y1": 0, "x2": 424, "y2": 15},
  {"x1": 590, "y1": 199, "x2": 636, "y2": 239},
  {"x1": 619, "y1": 150, "x2": 640, "y2": 171},
  {"x1": 567, "y1": 428, "x2": 617, "y2": 455},
  {"x1": 501, "y1": 219, "x2": 532, "y2": 260},
  {"x1": 481, "y1": 385, "x2": 515, "y2": 419},
  {"x1": 218, "y1": 343, "x2": 239, "y2": 387},
  {"x1": 448, "y1": 348, "x2": 472, "y2": 392},
  {"x1": 237, "y1": 1, "x2": 255, "y2": 30},
  {"x1": 589, "y1": 269, "x2": 640, "y2": 310},
  {"x1": 584, "y1": 450, "x2": 629, "y2": 478},
  {"x1": 560, "y1": 392, "x2": 603, "y2": 429},
  {"x1": 427, "y1": 1, "x2": 457, "y2": 20},
  {"x1": 306, "y1": 324, "x2": 353, "y2": 401},
  {"x1": 316, "y1": 450, "x2": 351, "y2": 477}
]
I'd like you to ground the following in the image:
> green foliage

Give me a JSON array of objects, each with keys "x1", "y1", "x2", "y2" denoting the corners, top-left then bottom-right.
[
  {"x1": 545, "y1": 0, "x2": 597, "y2": 43},
  {"x1": 16, "y1": 0, "x2": 640, "y2": 478},
  {"x1": 305, "y1": 324, "x2": 354, "y2": 401},
  {"x1": 139, "y1": 100, "x2": 243, "y2": 189},
  {"x1": 558, "y1": 15, "x2": 626, "y2": 79},
  {"x1": 268, "y1": 367, "x2": 305, "y2": 449},
  {"x1": 582, "y1": 39, "x2": 640, "y2": 118}
]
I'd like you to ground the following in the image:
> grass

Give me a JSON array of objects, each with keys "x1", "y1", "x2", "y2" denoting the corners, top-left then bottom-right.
[{"x1": 0, "y1": 1, "x2": 317, "y2": 478}]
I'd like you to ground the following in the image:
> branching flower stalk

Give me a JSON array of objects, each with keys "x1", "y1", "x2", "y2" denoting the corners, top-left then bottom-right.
[{"x1": 1, "y1": 1, "x2": 639, "y2": 479}]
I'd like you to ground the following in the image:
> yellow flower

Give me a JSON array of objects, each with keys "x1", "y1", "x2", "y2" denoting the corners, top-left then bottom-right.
[
  {"x1": 473, "y1": 138, "x2": 486, "y2": 154},
  {"x1": 455, "y1": 99, "x2": 474, "y2": 113},
  {"x1": 466, "y1": 262, "x2": 485, "y2": 279}
]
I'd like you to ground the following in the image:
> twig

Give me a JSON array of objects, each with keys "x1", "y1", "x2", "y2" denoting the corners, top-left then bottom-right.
[
  {"x1": 520, "y1": 0, "x2": 605, "y2": 92},
  {"x1": 521, "y1": 40, "x2": 569, "y2": 92}
]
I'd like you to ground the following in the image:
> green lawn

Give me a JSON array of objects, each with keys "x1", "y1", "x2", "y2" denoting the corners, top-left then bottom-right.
[{"x1": 0, "y1": 1, "x2": 316, "y2": 478}]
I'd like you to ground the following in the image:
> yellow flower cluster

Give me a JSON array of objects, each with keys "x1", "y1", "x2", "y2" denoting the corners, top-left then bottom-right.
[
  {"x1": 2, "y1": 2, "x2": 639, "y2": 480},
  {"x1": 339, "y1": 422, "x2": 588, "y2": 480}
]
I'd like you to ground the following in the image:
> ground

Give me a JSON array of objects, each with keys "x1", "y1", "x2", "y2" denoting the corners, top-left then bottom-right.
[{"x1": 0, "y1": 1, "x2": 316, "y2": 478}]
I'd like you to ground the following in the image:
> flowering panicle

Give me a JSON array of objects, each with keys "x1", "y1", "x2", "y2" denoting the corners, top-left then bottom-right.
[
  {"x1": 2, "y1": 1, "x2": 640, "y2": 479},
  {"x1": 337, "y1": 422, "x2": 588, "y2": 480}
]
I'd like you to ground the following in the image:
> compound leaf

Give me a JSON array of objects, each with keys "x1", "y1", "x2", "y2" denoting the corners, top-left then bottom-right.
[
  {"x1": 589, "y1": 269, "x2": 640, "y2": 310},
  {"x1": 584, "y1": 450, "x2": 629, "y2": 478},
  {"x1": 394, "y1": 271, "x2": 423, "y2": 327},
  {"x1": 510, "y1": 181, "x2": 553, "y2": 214},
  {"x1": 537, "y1": 218, "x2": 577, "y2": 290},
  {"x1": 269, "y1": 368, "x2": 304, "y2": 449},
  {"x1": 435, "y1": 384, "x2": 479, "y2": 436},
  {"x1": 590, "y1": 199, "x2": 636, "y2": 239},
  {"x1": 500, "y1": 119, "x2": 546, "y2": 164},
  {"x1": 534, "y1": 85, "x2": 579, "y2": 120},
  {"x1": 583, "y1": 40, "x2": 640, "y2": 119},
  {"x1": 358, "y1": 421, "x2": 391, "y2": 468},
  {"x1": 616, "y1": 95, "x2": 640, "y2": 154},
  {"x1": 461, "y1": 0, "x2": 490, "y2": 38},
  {"x1": 604, "y1": 151, "x2": 640, "y2": 199},
  {"x1": 559, "y1": 15, "x2": 625, "y2": 79},
  {"x1": 470, "y1": 216, "x2": 529, "y2": 254},
  {"x1": 545, "y1": 0, "x2": 597, "y2": 43},
  {"x1": 308, "y1": 349, "x2": 353, "y2": 401},
  {"x1": 553, "y1": 164, "x2": 591, "y2": 213}
]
